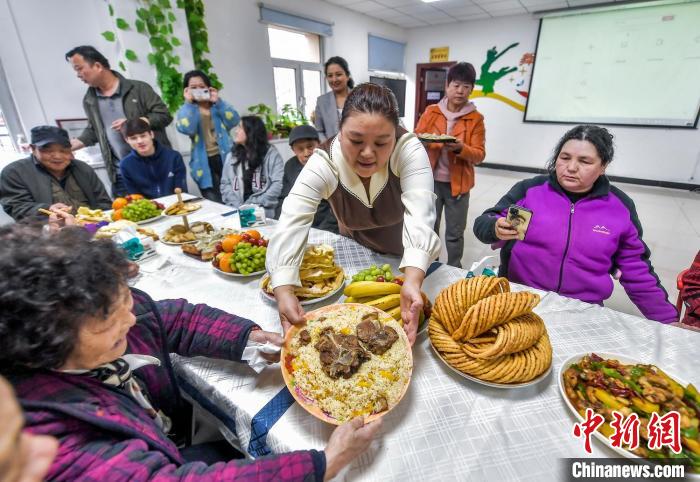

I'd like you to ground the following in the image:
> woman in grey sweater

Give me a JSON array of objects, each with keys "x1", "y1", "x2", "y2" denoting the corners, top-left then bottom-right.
[
  {"x1": 220, "y1": 116, "x2": 283, "y2": 218},
  {"x1": 313, "y1": 56, "x2": 354, "y2": 141}
]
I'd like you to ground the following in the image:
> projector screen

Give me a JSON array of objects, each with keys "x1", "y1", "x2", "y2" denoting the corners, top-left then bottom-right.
[{"x1": 524, "y1": 0, "x2": 700, "y2": 128}]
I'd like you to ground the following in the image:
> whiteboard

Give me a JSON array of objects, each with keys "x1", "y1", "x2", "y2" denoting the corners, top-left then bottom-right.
[{"x1": 525, "y1": 0, "x2": 700, "y2": 128}]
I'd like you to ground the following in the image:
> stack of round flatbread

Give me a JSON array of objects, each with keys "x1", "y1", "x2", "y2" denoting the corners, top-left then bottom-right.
[{"x1": 429, "y1": 276, "x2": 552, "y2": 384}]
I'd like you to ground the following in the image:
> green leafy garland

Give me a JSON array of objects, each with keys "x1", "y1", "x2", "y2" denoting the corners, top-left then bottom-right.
[
  {"x1": 101, "y1": 0, "x2": 222, "y2": 113},
  {"x1": 179, "y1": 0, "x2": 222, "y2": 89}
]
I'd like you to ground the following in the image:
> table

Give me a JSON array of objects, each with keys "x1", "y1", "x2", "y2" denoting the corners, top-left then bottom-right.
[{"x1": 134, "y1": 197, "x2": 699, "y2": 481}]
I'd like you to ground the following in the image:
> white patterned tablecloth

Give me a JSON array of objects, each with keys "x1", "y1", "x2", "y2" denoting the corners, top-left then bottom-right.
[{"x1": 133, "y1": 197, "x2": 699, "y2": 481}]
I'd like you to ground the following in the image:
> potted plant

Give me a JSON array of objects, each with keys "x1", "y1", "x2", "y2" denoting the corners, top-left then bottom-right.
[{"x1": 247, "y1": 103, "x2": 308, "y2": 139}]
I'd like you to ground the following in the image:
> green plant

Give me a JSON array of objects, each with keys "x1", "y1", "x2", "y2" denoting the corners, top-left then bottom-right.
[
  {"x1": 180, "y1": 0, "x2": 222, "y2": 89},
  {"x1": 103, "y1": 1, "x2": 184, "y2": 113},
  {"x1": 135, "y1": 2, "x2": 184, "y2": 112},
  {"x1": 103, "y1": 0, "x2": 224, "y2": 113},
  {"x1": 247, "y1": 103, "x2": 277, "y2": 133},
  {"x1": 247, "y1": 103, "x2": 308, "y2": 138}
]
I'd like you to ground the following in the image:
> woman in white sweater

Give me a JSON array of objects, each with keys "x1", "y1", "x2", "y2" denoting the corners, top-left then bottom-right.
[{"x1": 267, "y1": 83, "x2": 440, "y2": 345}]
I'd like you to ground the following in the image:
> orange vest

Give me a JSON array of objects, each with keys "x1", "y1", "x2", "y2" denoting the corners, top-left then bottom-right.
[{"x1": 414, "y1": 104, "x2": 486, "y2": 197}]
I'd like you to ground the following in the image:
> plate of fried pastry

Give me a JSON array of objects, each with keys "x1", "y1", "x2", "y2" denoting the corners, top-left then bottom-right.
[{"x1": 428, "y1": 276, "x2": 552, "y2": 388}]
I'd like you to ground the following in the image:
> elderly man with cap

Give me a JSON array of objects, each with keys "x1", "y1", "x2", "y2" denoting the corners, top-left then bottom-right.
[
  {"x1": 0, "y1": 125, "x2": 112, "y2": 221},
  {"x1": 275, "y1": 124, "x2": 338, "y2": 233}
]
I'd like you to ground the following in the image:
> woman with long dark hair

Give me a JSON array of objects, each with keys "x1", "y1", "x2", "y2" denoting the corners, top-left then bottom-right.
[
  {"x1": 473, "y1": 125, "x2": 677, "y2": 323},
  {"x1": 314, "y1": 56, "x2": 354, "y2": 141},
  {"x1": 268, "y1": 83, "x2": 440, "y2": 345},
  {"x1": 220, "y1": 115, "x2": 284, "y2": 217}
]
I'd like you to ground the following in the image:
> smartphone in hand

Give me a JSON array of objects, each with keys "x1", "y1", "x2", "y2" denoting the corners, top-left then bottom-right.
[
  {"x1": 507, "y1": 205, "x2": 533, "y2": 241},
  {"x1": 190, "y1": 88, "x2": 210, "y2": 101}
]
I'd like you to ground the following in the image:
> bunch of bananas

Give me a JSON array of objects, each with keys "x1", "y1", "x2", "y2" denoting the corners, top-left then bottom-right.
[{"x1": 343, "y1": 281, "x2": 431, "y2": 327}]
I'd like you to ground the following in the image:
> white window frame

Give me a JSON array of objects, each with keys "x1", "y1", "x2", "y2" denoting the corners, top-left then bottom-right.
[
  {"x1": 0, "y1": 58, "x2": 23, "y2": 153},
  {"x1": 267, "y1": 26, "x2": 325, "y2": 116}
]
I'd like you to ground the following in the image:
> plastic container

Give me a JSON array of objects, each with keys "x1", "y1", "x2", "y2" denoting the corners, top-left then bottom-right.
[{"x1": 239, "y1": 204, "x2": 266, "y2": 228}]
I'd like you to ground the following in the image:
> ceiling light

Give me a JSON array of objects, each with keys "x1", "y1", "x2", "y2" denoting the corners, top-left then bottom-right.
[{"x1": 421, "y1": 0, "x2": 440, "y2": 3}]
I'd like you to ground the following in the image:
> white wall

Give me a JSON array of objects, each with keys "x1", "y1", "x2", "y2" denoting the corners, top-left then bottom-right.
[
  {"x1": 0, "y1": 0, "x2": 112, "y2": 130},
  {"x1": 202, "y1": 0, "x2": 407, "y2": 114},
  {"x1": 405, "y1": 14, "x2": 700, "y2": 184},
  {"x1": 0, "y1": 0, "x2": 194, "y2": 148}
]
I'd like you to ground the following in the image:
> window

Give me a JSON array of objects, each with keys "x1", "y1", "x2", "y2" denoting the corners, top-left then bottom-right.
[
  {"x1": 0, "y1": 59, "x2": 25, "y2": 163},
  {"x1": 267, "y1": 25, "x2": 324, "y2": 120},
  {"x1": 368, "y1": 34, "x2": 406, "y2": 74}
]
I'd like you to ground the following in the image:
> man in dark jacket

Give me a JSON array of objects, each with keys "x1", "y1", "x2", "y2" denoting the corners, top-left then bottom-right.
[
  {"x1": 275, "y1": 125, "x2": 338, "y2": 233},
  {"x1": 120, "y1": 118, "x2": 187, "y2": 199},
  {"x1": 0, "y1": 126, "x2": 112, "y2": 221},
  {"x1": 66, "y1": 46, "x2": 173, "y2": 197}
]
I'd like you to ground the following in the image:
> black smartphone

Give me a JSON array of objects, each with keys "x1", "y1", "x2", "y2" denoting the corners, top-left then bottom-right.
[{"x1": 507, "y1": 205, "x2": 533, "y2": 241}]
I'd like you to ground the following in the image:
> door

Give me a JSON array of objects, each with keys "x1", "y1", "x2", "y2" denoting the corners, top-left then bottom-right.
[{"x1": 414, "y1": 61, "x2": 456, "y2": 126}]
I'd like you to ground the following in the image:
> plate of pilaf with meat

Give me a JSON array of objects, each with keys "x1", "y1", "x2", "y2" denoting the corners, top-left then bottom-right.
[{"x1": 281, "y1": 303, "x2": 413, "y2": 425}]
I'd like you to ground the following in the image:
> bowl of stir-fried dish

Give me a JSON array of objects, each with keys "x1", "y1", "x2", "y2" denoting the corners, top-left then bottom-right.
[{"x1": 559, "y1": 353, "x2": 700, "y2": 474}]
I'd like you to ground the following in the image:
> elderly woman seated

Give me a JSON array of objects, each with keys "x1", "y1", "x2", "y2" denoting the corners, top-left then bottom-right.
[{"x1": 0, "y1": 224, "x2": 380, "y2": 481}]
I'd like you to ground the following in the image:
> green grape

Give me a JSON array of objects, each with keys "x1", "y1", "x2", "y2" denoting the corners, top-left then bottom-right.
[
  {"x1": 364, "y1": 275, "x2": 374, "y2": 281},
  {"x1": 385, "y1": 273, "x2": 394, "y2": 281},
  {"x1": 382, "y1": 264, "x2": 391, "y2": 272}
]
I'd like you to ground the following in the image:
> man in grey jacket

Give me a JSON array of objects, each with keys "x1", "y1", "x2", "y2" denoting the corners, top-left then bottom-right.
[
  {"x1": 66, "y1": 46, "x2": 172, "y2": 197},
  {"x1": 0, "y1": 126, "x2": 112, "y2": 221}
]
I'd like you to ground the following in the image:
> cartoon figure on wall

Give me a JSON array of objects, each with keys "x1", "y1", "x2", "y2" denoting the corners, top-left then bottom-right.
[
  {"x1": 471, "y1": 43, "x2": 534, "y2": 112},
  {"x1": 476, "y1": 43, "x2": 518, "y2": 94},
  {"x1": 515, "y1": 52, "x2": 535, "y2": 99}
]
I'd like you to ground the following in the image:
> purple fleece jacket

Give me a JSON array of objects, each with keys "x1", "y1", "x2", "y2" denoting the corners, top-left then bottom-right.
[{"x1": 473, "y1": 174, "x2": 677, "y2": 323}]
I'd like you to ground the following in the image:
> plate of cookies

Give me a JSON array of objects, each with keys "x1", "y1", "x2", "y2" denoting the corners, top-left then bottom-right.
[{"x1": 428, "y1": 276, "x2": 552, "y2": 388}]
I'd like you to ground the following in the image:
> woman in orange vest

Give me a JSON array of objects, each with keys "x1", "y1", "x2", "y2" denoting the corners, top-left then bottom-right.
[{"x1": 415, "y1": 62, "x2": 486, "y2": 267}]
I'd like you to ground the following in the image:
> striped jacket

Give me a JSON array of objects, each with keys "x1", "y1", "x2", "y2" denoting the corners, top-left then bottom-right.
[{"x1": 10, "y1": 289, "x2": 325, "y2": 481}]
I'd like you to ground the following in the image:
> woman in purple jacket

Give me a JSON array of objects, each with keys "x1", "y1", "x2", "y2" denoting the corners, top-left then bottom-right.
[
  {"x1": 473, "y1": 125, "x2": 677, "y2": 323},
  {"x1": 0, "y1": 224, "x2": 380, "y2": 481}
]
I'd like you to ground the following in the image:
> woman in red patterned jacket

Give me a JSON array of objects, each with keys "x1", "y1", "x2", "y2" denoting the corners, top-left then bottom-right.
[{"x1": 0, "y1": 224, "x2": 379, "y2": 481}]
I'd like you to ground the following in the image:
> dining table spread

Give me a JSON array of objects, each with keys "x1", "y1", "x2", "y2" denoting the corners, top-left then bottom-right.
[{"x1": 132, "y1": 195, "x2": 698, "y2": 481}]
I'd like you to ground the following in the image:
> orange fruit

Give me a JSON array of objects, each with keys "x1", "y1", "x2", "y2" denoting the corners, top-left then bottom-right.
[
  {"x1": 221, "y1": 234, "x2": 243, "y2": 253},
  {"x1": 218, "y1": 253, "x2": 234, "y2": 272},
  {"x1": 112, "y1": 197, "x2": 128, "y2": 210},
  {"x1": 112, "y1": 208, "x2": 123, "y2": 221},
  {"x1": 130, "y1": 194, "x2": 144, "y2": 200},
  {"x1": 246, "y1": 229, "x2": 261, "y2": 240}
]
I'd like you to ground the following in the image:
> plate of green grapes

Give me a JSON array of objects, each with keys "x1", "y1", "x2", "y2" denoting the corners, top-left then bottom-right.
[{"x1": 350, "y1": 263, "x2": 397, "y2": 283}]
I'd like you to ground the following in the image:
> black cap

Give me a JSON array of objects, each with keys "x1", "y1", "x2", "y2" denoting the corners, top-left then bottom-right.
[
  {"x1": 30, "y1": 125, "x2": 71, "y2": 148},
  {"x1": 288, "y1": 124, "x2": 319, "y2": 146}
]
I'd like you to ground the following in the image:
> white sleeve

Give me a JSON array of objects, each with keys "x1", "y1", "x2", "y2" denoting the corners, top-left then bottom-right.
[
  {"x1": 394, "y1": 135, "x2": 441, "y2": 273},
  {"x1": 266, "y1": 151, "x2": 338, "y2": 288}
]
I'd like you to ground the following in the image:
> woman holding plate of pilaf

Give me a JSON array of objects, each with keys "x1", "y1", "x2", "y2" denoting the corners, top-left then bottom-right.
[{"x1": 267, "y1": 83, "x2": 441, "y2": 345}]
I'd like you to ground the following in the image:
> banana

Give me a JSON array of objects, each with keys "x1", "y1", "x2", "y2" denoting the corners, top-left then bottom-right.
[
  {"x1": 386, "y1": 306, "x2": 402, "y2": 323},
  {"x1": 343, "y1": 281, "x2": 401, "y2": 298},
  {"x1": 344, "y1": 296, "x2": 375, "y2": 304},
  {"x1": 365, "y1": 293, "x2": 401, "y2": 311}
]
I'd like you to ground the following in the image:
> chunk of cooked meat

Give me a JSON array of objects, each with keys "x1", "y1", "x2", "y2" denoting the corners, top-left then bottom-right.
[
  {"x1": 374, "y1": 395, "x2": 388, "y2": 413},
  {"x1": 299, "y1": 329, "x2": 311, "y2": 346},
  {"x1": 314, "y1": 327, "x2": 369, "y2": 379},
  {"x1": 356, "y1": 319, "x2": 378, "y2": 344},
  {"x1": 355, "y1": 319, "x2": 399, "y2": 355}
]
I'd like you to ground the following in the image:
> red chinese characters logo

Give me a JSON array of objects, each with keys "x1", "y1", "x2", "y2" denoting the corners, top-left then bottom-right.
[
  {"x1": 609, "y1": 412, "x2": 640, "y2": 450},
  {"x1": 647, "y1": 411, "x2": 681, "y2": 454},
  {"x1": 573, "y1": 410, "x2": 681, "y2": 454},
  {"x1": 573, "y1": 408, "x2": 605, "y2": 454}
]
